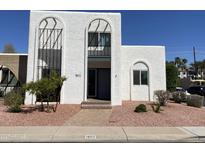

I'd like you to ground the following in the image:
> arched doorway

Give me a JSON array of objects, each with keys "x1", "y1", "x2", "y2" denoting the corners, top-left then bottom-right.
[
  {"x1": 87, "y1": 19, "x2": 111, "y2": 101},
  {"x1": 131, "y1": 62, "x2": 150, "y2": 101}
]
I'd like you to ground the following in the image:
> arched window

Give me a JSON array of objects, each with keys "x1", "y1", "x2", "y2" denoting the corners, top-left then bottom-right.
[
  {"x1": 37, "y1": 17, "x2": 63, "y2": 79},
  {"x1": 133, "y1": 62, "x2": 149, "y2": 85},
  {"x1": 0, "y1": 65, "x2": 19, "y2": 95},
  {"x1": 88, "y1": 19, "x2": 111, "y2": 57}
]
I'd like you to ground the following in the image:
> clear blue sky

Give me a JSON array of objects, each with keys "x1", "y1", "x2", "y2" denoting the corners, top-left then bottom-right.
[{"x1": 1, "y1": 10, "x2": 205, "y2": 64}]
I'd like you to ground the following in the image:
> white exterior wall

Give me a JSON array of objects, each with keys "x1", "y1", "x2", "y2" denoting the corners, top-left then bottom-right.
[
  {"x1": 25, "y1": 11, "x2": 166, "y2": 105},
  {"x1": 25, "y1": 11, "x2": 122, "y2": 105},
  {"x1": 0, "y1": 70, "x2": 2, "y2": 82},
  {"x1": 121, "y1": 46, "x2": 166, "y2": 101}
]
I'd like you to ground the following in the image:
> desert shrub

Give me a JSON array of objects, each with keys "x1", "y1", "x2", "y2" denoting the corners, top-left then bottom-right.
[
  {"x1": 187, "y1": 95, "x2": 204, "y2": 108},
  {"x1": 24, "y1": 71, "x2": 66, "y2": 103},
  {"x1": 24, "y1": 71, "x2": 66, "y2": 112},
  {"x1": 154, "y1": 90, "x2": 169, "y2": 106},
  {"x1": 172, "y1": 91, "x2": 187, "y2": 103},
  {"x1": 180, "y1": 92, "x2": 187, "y2": 102},
  {"x1": 4, "y1": 90, "x2": 24, "y2": 112},
  {"x1": 134, "y1": 104, "x2": 147, "y2": 112},
  {"x1": 151, "y1": 103, "x2": 161, "y2": 113}
]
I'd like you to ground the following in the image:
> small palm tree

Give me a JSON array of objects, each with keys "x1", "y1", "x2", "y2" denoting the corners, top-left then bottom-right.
[
  {"x1": 24, "y1": 71, "x2": 67, "y2": 112},
  {"x1": 182, "y1": 58, "x2": 187, "y2": 64},
  {"x1": 181, "y1": 58, "x2": 188, "y2": 70},
  {"x1": 175, "y1": 57, "x2": 181, "y2": 68},
  {"x1": 174, "y1": 57, "x2": 188, "y2": 75}
]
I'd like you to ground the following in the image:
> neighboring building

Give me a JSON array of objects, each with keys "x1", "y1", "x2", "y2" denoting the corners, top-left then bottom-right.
[
  {"x1": 0, "y1": 53, "x2": 28, "y2": 94},
  {"x1": 25, "y1": 11, "x2": 166, "y2": 106},
  {"x1": 178, "y1": 69, "x2": 188, "y2": 79},
  {"x1": 178, "y1": 66, "x2": 204, "y2": 80}
]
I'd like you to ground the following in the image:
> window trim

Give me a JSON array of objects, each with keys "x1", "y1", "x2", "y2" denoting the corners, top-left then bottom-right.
[
  {"x1": 88, "y1": 32, "x2": 111, "y2": 47},
  {"x1": 133, "y1": 69, "x2": 148, "y2": 86}
]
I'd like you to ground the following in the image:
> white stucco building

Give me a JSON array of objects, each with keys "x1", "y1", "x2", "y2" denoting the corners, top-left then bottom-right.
[{"x1": 25, "y1": 11, "x2": 166, "y2": 106}]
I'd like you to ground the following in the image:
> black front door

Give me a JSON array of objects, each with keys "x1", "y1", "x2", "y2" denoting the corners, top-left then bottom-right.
[
  {"x1": 97, "y1": 69, "x2": 111, "y2": 100},
  {"x1": 88, "y1": 69, "x2": 97, "y2": 97}
]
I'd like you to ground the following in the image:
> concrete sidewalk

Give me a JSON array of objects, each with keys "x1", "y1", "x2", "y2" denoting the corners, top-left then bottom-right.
[
  {"x1": 64, "y1": 109, "x2": 112, "y2": 126},
  {"x1": 0, "y1": 126, "x2": 205, "y2": 142}
]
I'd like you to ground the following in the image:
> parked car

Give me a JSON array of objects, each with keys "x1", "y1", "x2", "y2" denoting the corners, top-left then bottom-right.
[
  {"x1": 176, "y1": 87, "x2": 190, "y2": 95},
  {"x1": 169, "y1": 87, "x2": 188, "y2": 101},
  {"x1": 176, "y1": 87, "x2": 186, "y2": 92},
  {"x1": 186, "y1": 86, "x2": 205, "y2": 96}
]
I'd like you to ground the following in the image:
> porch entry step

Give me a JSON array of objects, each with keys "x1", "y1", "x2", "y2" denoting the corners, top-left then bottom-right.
[{"x1": 81, "y1": 101, "x2": 112, "y2": 109}]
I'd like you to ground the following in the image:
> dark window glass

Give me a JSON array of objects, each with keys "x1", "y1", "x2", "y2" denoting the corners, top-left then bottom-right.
[
  {"x1": 1, "y1": 69, "x2": 9, "y2": 84},
  {"x1": 133, "y1": 70, "x2": 140, "y2": 85},
  {"x1": 88, "y1": 32, "x2": 98, "y2": 47},
  {"x1": 99, "y1": 33, "x2": 111, "y2": 47},
  {"x1": 9, "y1": 71, "x2": 17, "y2": 85},
  {"x1": 42, "y1": 69, "x2": 50, "y2": 78},
  {"x1": 141, "y1": 71, "x2": 148, "y2": 85},
  {"x1": 42, "y1": 69, "x2": 60, "y2": 78},
  {"x1": 88, "y1": 69, "x2": 96, "y2": 97}
]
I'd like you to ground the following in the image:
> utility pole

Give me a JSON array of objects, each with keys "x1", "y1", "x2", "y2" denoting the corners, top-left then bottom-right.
[
  {"x1": 193, "y1": 46, "x2": 196, "y2": 66},
  {"x1": 193, "y1": 46, "x2": 197, "y2": 78}
]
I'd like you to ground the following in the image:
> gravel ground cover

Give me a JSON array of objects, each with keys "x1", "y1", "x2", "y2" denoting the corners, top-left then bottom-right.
[
  {"x1": 1, "y1": 100, "x2": 205, "y2": 126},
  {"x1": 0, "y1": 103, "x2": 81, "y2": 126},
  {"x1": 109, "y1": 101, "x2": 205, "y2": 126}
]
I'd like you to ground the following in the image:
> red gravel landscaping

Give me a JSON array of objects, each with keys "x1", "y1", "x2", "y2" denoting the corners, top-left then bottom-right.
[
  {"x1": 0, "y1": 103, "x2": 81, "y2": 126},
  {"x1": 109, "y1": 101, "x2": 205, "y2": 127},
  {"x1": 1, "y1": 101, "x2": 205, "y2": 126}
]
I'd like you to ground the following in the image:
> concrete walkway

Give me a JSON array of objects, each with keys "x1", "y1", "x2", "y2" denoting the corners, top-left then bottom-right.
[
  {"x1": 0, "y1": 126, "x2": 205, "y2": 142},
  {"x1": 64, "y1": 109, "x2": 112, "y2": 126}
]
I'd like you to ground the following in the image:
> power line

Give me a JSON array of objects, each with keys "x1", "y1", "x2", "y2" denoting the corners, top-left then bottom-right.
[{"x1": 166, "y1": 50, "x2": 205, "y2": 53}]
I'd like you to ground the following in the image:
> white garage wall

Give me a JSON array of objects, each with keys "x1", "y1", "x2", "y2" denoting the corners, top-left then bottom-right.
[{"x1": 121, "y1": 46, "x2": 166, "y2": 101}]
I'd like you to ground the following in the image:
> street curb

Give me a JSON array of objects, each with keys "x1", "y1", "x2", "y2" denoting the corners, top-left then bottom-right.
[{"x1": 0, "y1": 126, "x2": 204, "y2": 143}]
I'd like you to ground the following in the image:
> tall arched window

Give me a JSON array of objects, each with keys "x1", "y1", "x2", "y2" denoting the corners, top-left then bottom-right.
[
  {"x1": 37, "y1": 17, "x2": 63, "y2": 79},
  {"x1": 86, "y1": 19, "x2": 112, "y2": 100},
  {"x1": 133, "y1": 62, "x2": 149, "y2": 85},
  {"x1": 88, "y1": 19, "x2": 111, "y2": 57}
]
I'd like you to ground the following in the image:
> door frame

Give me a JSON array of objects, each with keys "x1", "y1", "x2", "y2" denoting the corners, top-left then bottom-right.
[{"x1": 87, "y1": 68, "x2": 97, "y2": 98}]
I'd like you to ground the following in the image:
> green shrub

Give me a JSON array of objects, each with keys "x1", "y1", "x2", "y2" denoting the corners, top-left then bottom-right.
[
  {"x1": 151, "y1": 103, "x2": 161, "y2": 113},
  {"x1": 166, "y1": 63, "x2": 179, "y2": 92},
  {"x1": 24, "y1": 71, "x2": 66, "y2": 102},
  {"x1": 4, "y1": 90, "x2": 24, "y2": 112},
  {"x1": 154, "y1": 90, "x2": 169, "y2": 106},
  {"x1": 187, "y1": 95, "x2": 204, "y2": 108},
  {"x1": 134, "y1": 104, "x2": 147, "y2": 112},
  {"x1": 152, "y1": 90, "x2": 169, "y2": 113},
  {"x1": 172, "y1": 91, "x2": 187, "y2": 103}
]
